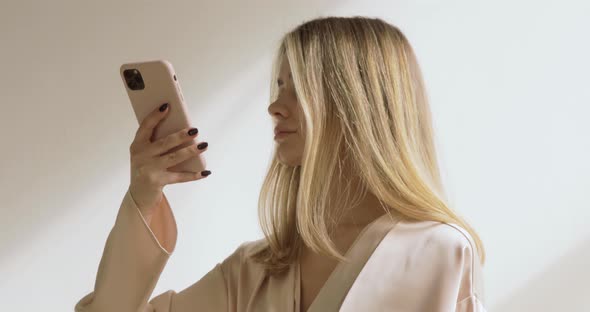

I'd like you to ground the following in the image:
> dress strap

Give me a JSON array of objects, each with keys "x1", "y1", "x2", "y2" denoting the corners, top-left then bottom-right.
[{"x1": 307, "y1": 212, "x2": 400, "y2": 311}]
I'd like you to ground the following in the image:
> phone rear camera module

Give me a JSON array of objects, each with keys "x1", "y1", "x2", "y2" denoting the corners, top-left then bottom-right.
[{"x1": 123, "y1": 68, "x2": 145, "y2": 90}]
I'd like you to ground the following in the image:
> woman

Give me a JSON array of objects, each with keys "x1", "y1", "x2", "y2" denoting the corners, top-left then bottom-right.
[{"x1": 76, "y1": 16, "x2": 487, "y2": 312}]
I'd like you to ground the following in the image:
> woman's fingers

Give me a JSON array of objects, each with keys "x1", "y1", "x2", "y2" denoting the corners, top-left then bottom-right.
[
  {"x1": 163, "y1": 170, "x2": 212, "y2": 185},
  {"x1": 131, "y1": 103, "x2": 170, "y2": 152},
  {"x1": 156, "y1": 140, "x2": 208, "y2": 170},
  {"x1": 147, "y1": 126, "x2": 199, "y2": 158}
]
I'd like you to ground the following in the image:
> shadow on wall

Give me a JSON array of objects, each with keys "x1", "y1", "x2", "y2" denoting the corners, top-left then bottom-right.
[
  {"x1": 492, "y1": 236, "x2": 590, "y2": 311},
  {"x1": 0, "y1": 0, "x2": 343, "y2": 266}
]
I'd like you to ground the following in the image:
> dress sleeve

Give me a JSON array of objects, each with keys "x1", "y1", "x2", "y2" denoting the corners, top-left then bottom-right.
[
  {"x1": 74, "y1": 188, "x2": 229, "y2": 312},
  {"x1": 456, "y1": 295, "x2": 487, "y2": 312},
  {"x1": 446, "y1": 224, "x2": 487, "y2": 312}
]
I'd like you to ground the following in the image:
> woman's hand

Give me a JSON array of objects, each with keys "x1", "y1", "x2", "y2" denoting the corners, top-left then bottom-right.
[{"x1": 128, "y1": 103, "x2": 210, "y2": 219}]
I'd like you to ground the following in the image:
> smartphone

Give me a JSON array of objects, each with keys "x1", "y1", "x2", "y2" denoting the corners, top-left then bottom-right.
[{"x1": 120, "y1": 59, "x2": 206, "y2": 173}]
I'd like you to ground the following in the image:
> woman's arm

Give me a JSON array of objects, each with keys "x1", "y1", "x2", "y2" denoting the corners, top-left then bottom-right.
[{"x1": 74, "y1": 188, "x2": 229, "y2": 312}]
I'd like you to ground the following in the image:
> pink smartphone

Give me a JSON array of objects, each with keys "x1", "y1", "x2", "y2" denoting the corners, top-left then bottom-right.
[{"x1": 119, "y1": 59, "x2": 206, "y2": 173}]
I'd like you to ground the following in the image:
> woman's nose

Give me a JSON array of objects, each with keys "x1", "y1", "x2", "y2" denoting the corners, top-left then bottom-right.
[{"x1": 268, "y1": 99, "x2": 288, "y2": 119}]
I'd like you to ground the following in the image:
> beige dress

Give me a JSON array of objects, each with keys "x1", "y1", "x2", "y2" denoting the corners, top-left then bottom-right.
[{"x1": 75, "y1": 187, "x2": 487, "y2": 312}]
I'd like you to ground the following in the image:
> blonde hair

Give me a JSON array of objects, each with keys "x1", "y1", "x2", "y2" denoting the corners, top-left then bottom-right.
[{"x1": 251, "y1": 16, "x2": 485, "y2": 275}]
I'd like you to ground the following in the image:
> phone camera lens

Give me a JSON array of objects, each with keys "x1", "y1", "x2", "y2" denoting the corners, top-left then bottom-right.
[{"x1": 123, "y1": 68, "x2": 145, "y2": 90}]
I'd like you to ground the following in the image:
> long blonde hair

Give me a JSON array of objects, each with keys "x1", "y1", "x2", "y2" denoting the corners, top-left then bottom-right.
[{"x1": 251, "y1": 16, "x2": 485, "y2": 275}]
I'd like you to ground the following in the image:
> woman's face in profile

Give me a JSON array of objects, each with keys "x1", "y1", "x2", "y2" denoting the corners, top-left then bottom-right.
[{"x1": 267, "y1": 58, "x2": 305, "y2": 167}]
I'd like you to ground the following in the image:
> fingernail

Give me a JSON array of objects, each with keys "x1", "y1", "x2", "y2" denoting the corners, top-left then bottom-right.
[
  {"x1": 159, "y1": 103, "x2": 169, "y2": 112},
  {"x1": 201, "y1": 170, "x2": 211, "y2": 176},
  {"x1": 197, "y1": 142, "x2": 208, "y2": 150},
  {"x1": 188, "y1": 128, "x2": 199, "y2": 136}
]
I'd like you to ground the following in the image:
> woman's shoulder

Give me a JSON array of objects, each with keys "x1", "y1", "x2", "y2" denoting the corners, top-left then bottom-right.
[
  {"x1": 218, "y1": 238, "x2": 267, "y2": 279},
  {"x1": 238, "y1": 238, "x2": 268, "y2": 258},
  {"x1": 389, "y1": 219, "x2": 484, "y2": 281},
  {"x1": 388, "y1": 219, "x2": 485, "y2": 303},
  {"x1": 221, "y1": 238, "x2": 267, "y2": 267},
  {"x1": 393, "y1": 219, "x2": 479, "y2": 256}
]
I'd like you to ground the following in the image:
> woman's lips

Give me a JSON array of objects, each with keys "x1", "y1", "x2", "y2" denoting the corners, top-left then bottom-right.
[{"x1": 274, "y1": 131, "x2": 295, "y2": 140}]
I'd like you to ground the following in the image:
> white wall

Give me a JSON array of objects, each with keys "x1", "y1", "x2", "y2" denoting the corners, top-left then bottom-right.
[{"x1": 1, "y1": 0, "x2": 588, "y2": 311}]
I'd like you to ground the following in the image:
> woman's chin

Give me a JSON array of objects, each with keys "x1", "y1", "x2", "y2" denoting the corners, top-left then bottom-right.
[{"x1": 277, "y1": 151, "x2": 302, "y2": 167}]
